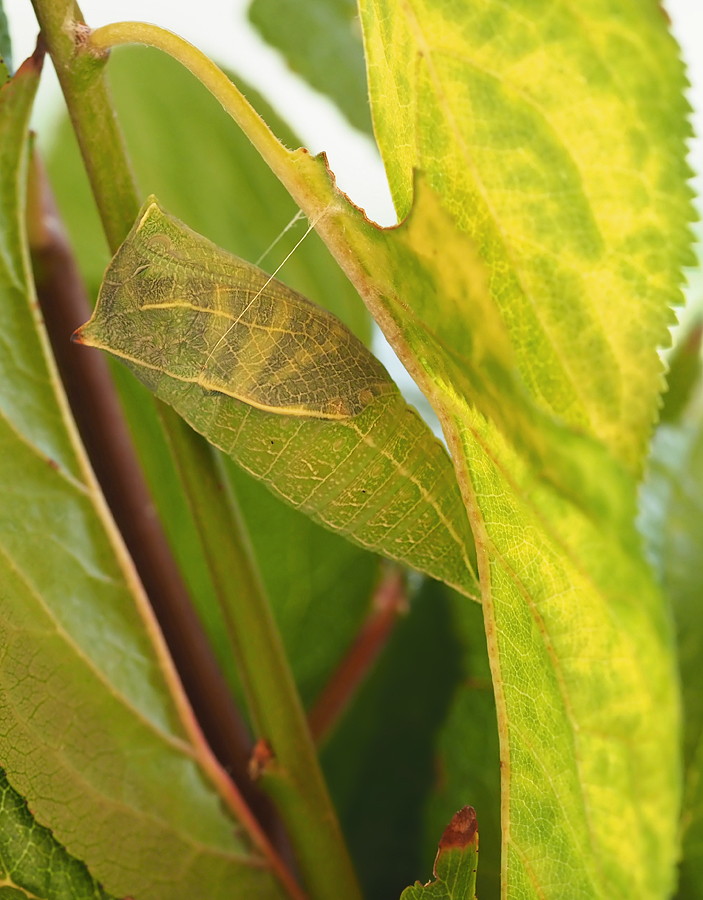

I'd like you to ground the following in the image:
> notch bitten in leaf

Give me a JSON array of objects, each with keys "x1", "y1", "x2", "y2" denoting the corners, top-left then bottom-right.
[{"x1": 400, "y1": 806, "x2": 478, "y2": 900}]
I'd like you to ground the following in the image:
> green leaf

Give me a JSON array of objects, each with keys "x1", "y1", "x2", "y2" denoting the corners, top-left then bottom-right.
[
  {"x1": 400, "y1": 807, "x2": 478, "y2": 900},
  {"x1": 248, "y1": 0, "x2": 373, "y2": 135},
  {"x1": 641, "y1": 401, "x2": 703, "y2": 898},
  {"x1": 0, "y1": 48, "x2": 285, "y2": 900},
  {"x1": 321, "y1": 579, "x2": 465, "y2": 899},
  {"x1": 302, "y1": 156, "x2": 679, "y2": 899},
  {"x1": 359, "y1": 0, "x2": 695, "y2": 473},
  {"x1": 46, "y1": 46, "x2": 378, "y2": 703},
  {"x1": 224, "y1": 459, "x2": 377, "y2": 706},
  {"x1": 0, "y1": 766, "x2": 115, "y2": 899},
  {"x1": 0, "y1": 0, "x2": 11, "y2": 77},
  {"x1": 272, "y1": 2, "x2": 694, "y2": 895},
  {"x1": 77, "y1": 198, "x2": 480, "y2": 599}
]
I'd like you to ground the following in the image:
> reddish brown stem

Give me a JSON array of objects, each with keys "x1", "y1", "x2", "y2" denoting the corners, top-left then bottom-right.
[
  {"x1": 307, "y1": 567, "x2": 408, "y2": 744},
  {"x1": 25, "y1": 148, "x2": 283, "y2": 838}
]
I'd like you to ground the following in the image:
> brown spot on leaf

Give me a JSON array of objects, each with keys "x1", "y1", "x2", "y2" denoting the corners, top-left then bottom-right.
[{"x1": 439, "y1": 806, "x2": 477, "y2": 852}]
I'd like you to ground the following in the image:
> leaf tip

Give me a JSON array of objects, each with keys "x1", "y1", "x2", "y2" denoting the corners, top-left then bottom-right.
[{"x1": 438, "y1": 806, "x2": 477, "y2": 853}]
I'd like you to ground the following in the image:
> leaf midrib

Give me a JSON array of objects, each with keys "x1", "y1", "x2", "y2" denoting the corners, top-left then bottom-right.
[{"x1": 0, "y1": 538, "x2": 194, "y2": 757}]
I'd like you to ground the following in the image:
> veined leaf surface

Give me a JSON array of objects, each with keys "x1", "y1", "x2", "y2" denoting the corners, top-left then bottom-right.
[
  {"x1": 301, "y1": 165, "x2": 681, "y2": 899},
  {"x1": 0, "y1": 54, "x2": 285, "y2": 900},
  {"x1": 360, "y1": 0, "x2": 695, "y2": 472},
  {"x1": 329, "y1": 2, "x2": 691, "y2": 897},
  {"x1": 0, "y1": 766, "x2": 115, "y2": 899},
  {"x1": 78, "y1": 200, "x2": 480, "y2": 600}
]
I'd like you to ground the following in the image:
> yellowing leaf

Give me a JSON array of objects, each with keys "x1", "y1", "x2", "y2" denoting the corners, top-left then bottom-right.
[{"x1": 359, "y1": 0, "x2": 696, "y2": 472}]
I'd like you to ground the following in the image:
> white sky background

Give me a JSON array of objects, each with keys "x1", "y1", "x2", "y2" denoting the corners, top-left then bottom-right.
[{"x1": 4, "y1": 0, "x2": 703, "y2": 414}]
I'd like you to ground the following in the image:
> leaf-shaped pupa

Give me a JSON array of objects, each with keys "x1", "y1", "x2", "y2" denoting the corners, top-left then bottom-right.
[
  {"x1": 87, "y1": 198, "x2": 394, "y2": 419},
  {"x1": 77, "y1": 199, "x2": 479, "y2": 599}
]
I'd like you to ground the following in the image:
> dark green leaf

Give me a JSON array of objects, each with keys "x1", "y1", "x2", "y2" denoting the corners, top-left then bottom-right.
[
  {"x1": 0, "y1": 767, "x2": 115, "y2": 900},
  {"x1": 321, "y1": 579, "x2": 464, "y2": 900}
]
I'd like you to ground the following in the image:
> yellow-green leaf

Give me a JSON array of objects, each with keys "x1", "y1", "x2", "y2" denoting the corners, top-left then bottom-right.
[{"x1": 360, "y1": 0, "x2": 696, "y2": 472}]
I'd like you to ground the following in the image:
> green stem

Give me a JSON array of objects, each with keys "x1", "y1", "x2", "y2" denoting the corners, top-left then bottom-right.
[
  {"x1": 86, "y1": 21, "x2": 336, "y2": 219},
  {"x1": 32, "y1": 4, "x2": 361, "y2": 900},
  {"x1": 160, "y1": 407, "x2": 362, "y2": 900}
]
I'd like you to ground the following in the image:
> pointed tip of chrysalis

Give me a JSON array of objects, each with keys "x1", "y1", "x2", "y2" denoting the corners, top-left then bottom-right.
[{"x1": 438, "y1": 806, "x2": 478, "y2": 852}]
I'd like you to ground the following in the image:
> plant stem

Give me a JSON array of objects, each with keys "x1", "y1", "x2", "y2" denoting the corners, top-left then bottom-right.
[
  {"x1": 308, "y1": 567, "x2": 407, "y2": 745},
  {"x1": 85, "y1": 21, "x2": 342, "y2": 223},
  {"x1": 27, "y1": 148, "x2": 262, "y2": 814},
  {"x1": 161, "y1": 409, "x2": 362, "y2": 900},
  {"x1": 32, "y1": 4, "x2": 361, "y2": 899},
  {"x1": 87, "y1": 21, "x2": 299, "y2": 197}
]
